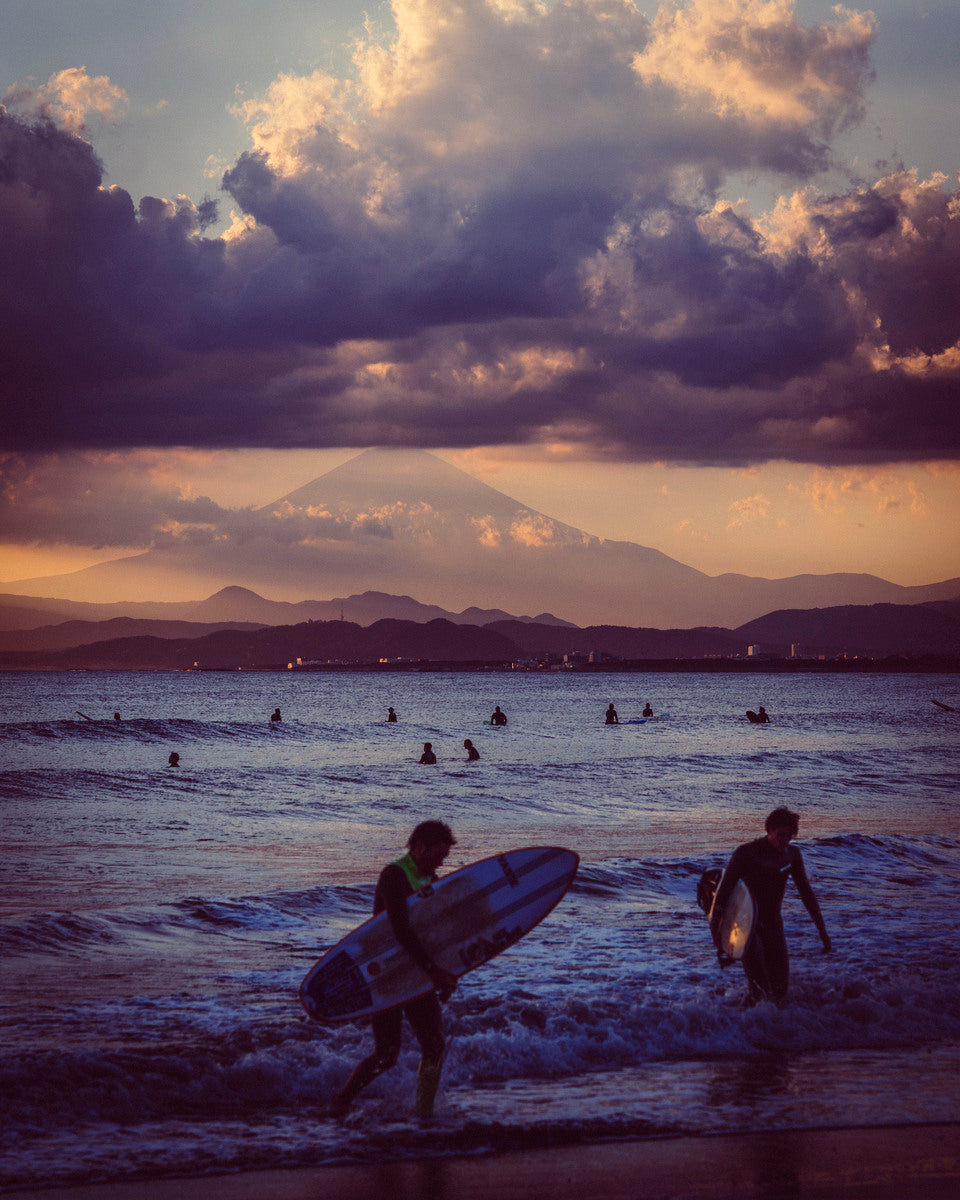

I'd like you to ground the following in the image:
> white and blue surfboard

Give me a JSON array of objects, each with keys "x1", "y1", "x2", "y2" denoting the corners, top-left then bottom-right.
[{"x1": 300, "y1": 846, "x2": 579, "y2": 1022}]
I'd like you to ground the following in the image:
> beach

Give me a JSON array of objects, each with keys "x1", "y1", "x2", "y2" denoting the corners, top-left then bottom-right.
[
  {"x1": 2, "y1": 669, "x2": 958, "y2": 1194},
  {"x1": 5, "y1": 1125, "x2": 960, "y2": 1200}
]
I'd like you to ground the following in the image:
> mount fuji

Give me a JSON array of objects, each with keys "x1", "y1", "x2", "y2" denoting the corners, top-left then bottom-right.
[{"x1": 4, "y1": 449, "x2": 958, "y2": 628}]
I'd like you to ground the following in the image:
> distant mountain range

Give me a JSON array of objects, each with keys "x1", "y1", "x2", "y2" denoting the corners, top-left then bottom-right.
[
  {"x1": 0, "y1": 588, "x2": 957, "y2": 669},
  {"x1": 0, "y1": 586, "x2": 572, "y2": 644},
  {"x1": 3, "y1": 449, "x2": 958, "y2": 628}
]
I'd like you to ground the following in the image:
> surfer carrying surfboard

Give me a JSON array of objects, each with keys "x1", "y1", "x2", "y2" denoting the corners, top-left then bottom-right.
[
  {"x1": 329, "y1": 821, "x2": 458, "y2": 1119},
  {"x1": 712, "y1": 807, "x2": 831, "y2": 1005}
]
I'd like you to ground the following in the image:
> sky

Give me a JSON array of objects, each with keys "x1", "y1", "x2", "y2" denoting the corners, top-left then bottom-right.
[{"x1": 1, "y1": 0, "x2": 959, "y2": 593}]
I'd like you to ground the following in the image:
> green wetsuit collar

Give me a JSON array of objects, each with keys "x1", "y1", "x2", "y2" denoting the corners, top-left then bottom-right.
[{"x1": 393, "y1": 852, "x2": 433, "y2": 892}]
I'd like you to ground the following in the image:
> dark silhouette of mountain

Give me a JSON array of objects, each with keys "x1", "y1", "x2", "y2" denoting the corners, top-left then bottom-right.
[
  {"x1": 488, "y1": 621, "x2": 741, "y2": 659},
  {"x1": 3, "y1": 449, "x2": 957, "y2": 627},
  {"x1": 734, "y1": 603, "x2": 960, "y2": 659},
  {"x1": 0, "y1": 617, "x2": 266, "y2": 654},
  {"x1": 0, "y1": 585, "x2": 574, "y2": 635},
  {"x1": 0, "y1": 618, "x2": 524, "y2": 671},
  {"x1": 2, "y1": 600, "x2": 958, "y2": 670}
]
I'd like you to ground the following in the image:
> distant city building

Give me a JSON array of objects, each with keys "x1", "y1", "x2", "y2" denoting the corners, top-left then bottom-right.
[
  {"x1": 563, "y1": 651, "x2": 590, "y2": 666},
  {"x1": 747, "y1": 644, "x2": 761, "y2": 657},
  {"x1": 790, "y1": 644, "x2": 804, "y2": 659}
]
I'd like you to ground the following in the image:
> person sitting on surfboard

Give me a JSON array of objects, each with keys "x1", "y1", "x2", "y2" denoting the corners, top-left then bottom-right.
[
  {"x1": 605, "y1": 703, "x2": 619, "y2": 725},
  {"x1": 419, "y1": 742, "x2": 437, "y2": 764},
  {"x1": 329, "y1": 821, "x2": 458, "y2": 1119},
  {"x1": 387, "y1": 706, "x2": 398, "y2": 722},
  {"x1": 489, "y1": 705, "x2": 507, "y2": 726},
  {"x1": 642, "y1": 703, "x2": 653, "y2": 718},
  {"x1": 712, "y1": 807, "x2": 831, "y2": 1005},
  {"x1": 463, "y1": 738, "x2": 480, "y2": 761}
]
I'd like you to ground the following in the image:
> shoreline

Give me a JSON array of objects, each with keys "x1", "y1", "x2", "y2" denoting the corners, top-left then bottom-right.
[{"x1": 5, "y1": 1123, "x2": 960, "y2": 1200}]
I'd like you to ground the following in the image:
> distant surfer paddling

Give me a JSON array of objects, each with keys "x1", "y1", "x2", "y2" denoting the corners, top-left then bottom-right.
[
  {"x1": 712, "y1": 807, "x2": 831, "y2": 1005},
  {"x1": 329, "y1": 821, "x2": 458, "y2": 1119}
]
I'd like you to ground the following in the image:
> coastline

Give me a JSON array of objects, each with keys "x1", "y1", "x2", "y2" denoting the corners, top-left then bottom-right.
[{"x1": 5, "y1": 1124, "x2": 960, "y2": 1200}]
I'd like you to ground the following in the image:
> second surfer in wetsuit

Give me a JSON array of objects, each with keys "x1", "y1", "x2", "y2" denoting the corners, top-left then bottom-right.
[
  {"x1": 712, "y1": 807, "x2": 831, "y2": 1005},
  {"x1": 463, "y1": 738, "x2": 480, "y2": 761},
  {"x1": 329, "y1": 821, "x2": 457, "y2": 1118},
  {"x1": 489, "y1": 706, "x2": 507, "y2": 726},
  {"x1": 605, "y1": 703, "x2": 619, "y2": 724}
]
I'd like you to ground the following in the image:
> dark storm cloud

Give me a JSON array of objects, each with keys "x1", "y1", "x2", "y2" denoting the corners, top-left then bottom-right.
[{"x1": 0, "y1": 0, "x2": 957, "y2": 466}]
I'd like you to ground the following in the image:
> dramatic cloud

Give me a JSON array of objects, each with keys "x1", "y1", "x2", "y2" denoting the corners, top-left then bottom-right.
[
  {"x1": 2, "y1": 67, "x2": 128, "y2": 134},
  {"x1": 1, "y1": 0, "x2": 958, "y2": 465},
  {"x1": 634, "y1": 0, "x2": 872, "y2": 134},
  {"x1": 0, "y1": 452, "x2": 392, "y2": 549}
]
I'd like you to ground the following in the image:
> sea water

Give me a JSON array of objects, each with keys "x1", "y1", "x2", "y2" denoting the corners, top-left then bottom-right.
[{"x1": 1, "y1": 668, "x2": 959, "y2": 1191}]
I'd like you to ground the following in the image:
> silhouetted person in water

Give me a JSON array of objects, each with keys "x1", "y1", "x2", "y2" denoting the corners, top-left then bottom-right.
[
  {"x1": 712, "y1": 807, "x2": 831, "y2": 1005},
  {"x1": 642, "y1": 703, "x2": 653, "y2": 718},
  {"x1": 463, "y1": 738, "x2": 480, "y2": 761},
  {"x1": 387, "y1": 707, "x2": 398, "y2": 722},
  {"x1": 114, "y1": 712, "x2": 122, "y2": 722},
  {"x1": 329, "y1": 821, "x2": 458, "y2": 1119},
  {"x1": 747, "y1": 706, "x2": 770, "y2": 724},
  {"x1": 489, "y1": 705, "x2": 507, "y2": 726},
  {"x1": 605, "y1": 703, "x2": 619, "y2": 725},
  {"x1": 168, "y1": 752, "x2": 180, "y2": 768},
  {"x1": 270, "y1": 708, "x2": 282, "y2": 722},
  {"x1": 419, "y1": 742, "x2": 437, "y2": 764}
]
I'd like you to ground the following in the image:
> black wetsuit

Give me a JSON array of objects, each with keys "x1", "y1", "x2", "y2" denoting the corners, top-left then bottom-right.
[
  {"x1": 343, "y1": 861, "x2": 444, "y2": 1095},
  {"x1": 714, "y1": 838, "x2": 824, "y2": 1002}
]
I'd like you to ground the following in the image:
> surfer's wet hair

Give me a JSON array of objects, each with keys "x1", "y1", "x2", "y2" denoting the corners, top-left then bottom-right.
[
  {"x1": 409, "y1": 820, "x2": 456, "y2": 848},
  {"x1": 765, "y1": 807, "x2": 799, "y2": 834}
]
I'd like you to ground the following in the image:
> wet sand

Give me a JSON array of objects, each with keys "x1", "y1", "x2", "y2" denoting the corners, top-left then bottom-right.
[{"x1": 6, "y1": 1124, "x2": 959, "y2": 1200}]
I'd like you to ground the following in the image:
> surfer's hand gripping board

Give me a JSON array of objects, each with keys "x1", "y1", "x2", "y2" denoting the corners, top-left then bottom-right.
[{"x1": 300, "y1": 846, "x2": 579, "y2": 1022}]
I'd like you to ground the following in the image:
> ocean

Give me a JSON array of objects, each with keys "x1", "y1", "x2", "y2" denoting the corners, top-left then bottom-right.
[{"x1": 2, "y1": 668, "x2": 959, "y2": 1192}]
